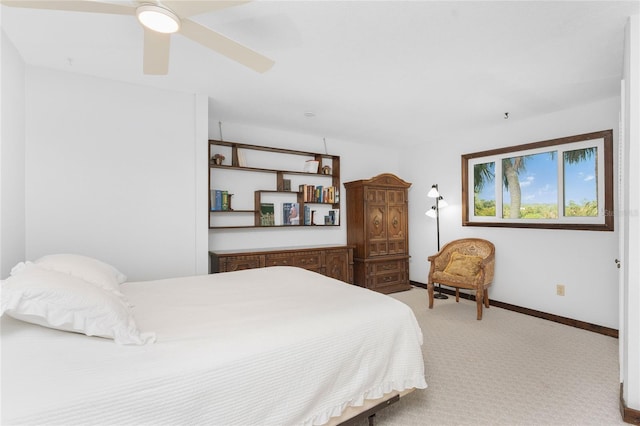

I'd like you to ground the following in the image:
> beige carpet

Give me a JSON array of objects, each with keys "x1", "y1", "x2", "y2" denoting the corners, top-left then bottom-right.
[{"x1": 351, "y1": 286, "x2": 623, "y2": 426}]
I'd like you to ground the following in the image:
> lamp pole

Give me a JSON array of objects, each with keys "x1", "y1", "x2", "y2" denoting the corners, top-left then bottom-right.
[
  {"x1": 435, "y1": 193, "x2": 441, "y2": 251},
  {"x1": 429, "y1": 184, "x2": 448, "y2": 300}
]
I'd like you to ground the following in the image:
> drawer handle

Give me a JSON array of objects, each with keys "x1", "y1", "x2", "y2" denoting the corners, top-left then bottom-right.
[
  {"x1": 382, "y1": 264, "x2": 394, "y2": 270},
  {"x1": 383, "y1": 276, "x2": 392, "y2": 282}
]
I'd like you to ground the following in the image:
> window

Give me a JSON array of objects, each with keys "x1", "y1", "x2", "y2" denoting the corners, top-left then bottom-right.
[{"x1": 462, "y1": 130, "x2": 613, "y2": 231}]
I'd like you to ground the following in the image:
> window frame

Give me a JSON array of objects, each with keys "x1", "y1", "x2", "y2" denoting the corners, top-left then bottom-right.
[{"x1": 461, "y1": 129, "x2": 614, "y2": 231}]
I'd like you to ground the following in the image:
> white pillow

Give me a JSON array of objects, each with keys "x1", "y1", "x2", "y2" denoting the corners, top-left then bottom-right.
[
  {"x1": 34, "y1": 254, "x2": 127, "y2": 294},
  {"x1": 1, "y1": 263, "x2": 155, "y2": 345}
]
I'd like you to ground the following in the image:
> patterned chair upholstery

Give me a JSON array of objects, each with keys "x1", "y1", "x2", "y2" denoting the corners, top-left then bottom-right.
[{"x1": 427, "y1": 238, "x2": 495, "y2": 320}]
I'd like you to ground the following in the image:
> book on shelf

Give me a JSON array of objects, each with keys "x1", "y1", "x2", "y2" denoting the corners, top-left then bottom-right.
[
  {"x1": 260, "y1": 203, "x2": 275, "y2": 226},
  {"x1": 210, "y1": 189, "x2": 222, "y2": 211},
  {"x1": 298, "y1": 184, "x2": 339, "y2": 203},
  {"x1": 299, "y1": 184, "x2": 311, "y2": 202},
  {"x1": 315, "y1": 186, "x2": 323, "y2": 203},
  {"x1": 210, "y1": 190, "x2": 232, "y2": 211},
  {"x1": 328, "y1": 209, "x2": 340, "y2": 225},
  {"x1": 221, "y1": 191, "x2": 229, "y2": 210},
  {"x1": 304, "y1": 205, "x2": 312, "y2": 225}
]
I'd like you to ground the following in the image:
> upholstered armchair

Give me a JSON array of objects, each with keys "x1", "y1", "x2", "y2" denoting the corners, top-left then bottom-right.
[{"x1": 427, "y1": 238, "x2": 495, "y2": 320}]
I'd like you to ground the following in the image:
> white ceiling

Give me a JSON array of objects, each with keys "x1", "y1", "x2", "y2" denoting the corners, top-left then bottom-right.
[{"x1": 2, "y1": 1, "x2": 638, "y2": 147}]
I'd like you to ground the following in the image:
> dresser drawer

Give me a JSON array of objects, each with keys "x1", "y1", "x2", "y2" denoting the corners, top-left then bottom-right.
[
  {"x1": 221, "y1": 255, "x2": 264, "y2": 272},
  {"x1": 371, "y1": 259, "x2": 405, "y2": 274},
  {"x1": 371, "y1": 271, "x2": 405, "y2": 290},
  {"x1": 264, "y1": 251, "x2": 323, "y2": 270},
  {"x1": 264, "y1": 253, "x2": 294, "y2": 267},
  {"x1": 292, "y1": 251, "x2": 323, "y2": 269}
]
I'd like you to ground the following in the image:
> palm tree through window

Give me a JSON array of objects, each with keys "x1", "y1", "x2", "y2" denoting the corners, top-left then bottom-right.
[{"x1": 462, "y1": 130, "x2": 613, "y2": 231}]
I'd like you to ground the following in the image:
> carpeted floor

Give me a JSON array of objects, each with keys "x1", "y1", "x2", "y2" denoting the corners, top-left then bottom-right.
[{"x1": 351, "y1": 286, "x2": 624, "y2": 426}]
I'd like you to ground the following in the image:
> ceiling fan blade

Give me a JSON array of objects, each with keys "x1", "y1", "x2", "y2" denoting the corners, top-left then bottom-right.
[
  {"x1": 179, "y1": 18, "x2": 274, "y2": 73},
  {"x1": 0, "y1": 0, "x2": 134, "y2": 15},
  {"x1": 143, "y1": 28, "x2": 170, "y2": 75},
  {"x1": 161, "y1": 1, "x2": 250, "y2": 18}
]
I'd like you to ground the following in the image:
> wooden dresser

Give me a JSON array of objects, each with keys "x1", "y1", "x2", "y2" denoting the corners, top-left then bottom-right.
[
  {"x1": 209, "y1": 245, "x2": 354, "y2": 284},
  {"x1": 344, "y1": 173, "x2": 411, "y2": 293}
]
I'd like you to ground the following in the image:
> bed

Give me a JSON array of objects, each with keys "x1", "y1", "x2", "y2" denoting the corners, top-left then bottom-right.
[{"x1": 1, "y1": 259, "x2": 427, "y2": 425}]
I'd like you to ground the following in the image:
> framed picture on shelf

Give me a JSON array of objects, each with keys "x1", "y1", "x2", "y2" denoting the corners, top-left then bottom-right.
[
  {"x1": 283, "y1": 203, "x2": 300, "y2": 225},
  {"x1": 260, "y1": 203, "x2": 275, "y2": 226}
]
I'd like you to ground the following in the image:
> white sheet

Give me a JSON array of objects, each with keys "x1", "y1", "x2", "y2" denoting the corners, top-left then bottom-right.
[{"x1": 1, "y1": 266, "x2": 426, "y2": 425}]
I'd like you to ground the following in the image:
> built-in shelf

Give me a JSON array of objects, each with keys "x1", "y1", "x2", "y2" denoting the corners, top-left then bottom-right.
[{"x1": 209, "y1": 140, "x2": 341, "y2": 229}]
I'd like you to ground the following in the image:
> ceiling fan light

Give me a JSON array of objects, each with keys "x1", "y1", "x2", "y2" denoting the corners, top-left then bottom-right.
[{"x1": 136, "y1": 4, "x2": 180, "y2": 34}]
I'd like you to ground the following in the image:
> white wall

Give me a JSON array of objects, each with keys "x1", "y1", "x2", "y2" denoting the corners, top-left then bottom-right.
[
  {"x1": 0, "y1": 29, "x2": 26, "y2": 278},
  {"x1": 405, "y1": 97, "x2": 621, "y2": 329},
  {"x1": 24, "y1": 67, "x2": 207, "y2": 281},
  {"x1": 16, "y1": 64, "x2": 400, "y2": 281},
  {"x1": 206, "y1": 120, "x2": 403, "y2": 252},
  {"x1": 621, "y1": 14, "x2": 640, "y2": 413}
]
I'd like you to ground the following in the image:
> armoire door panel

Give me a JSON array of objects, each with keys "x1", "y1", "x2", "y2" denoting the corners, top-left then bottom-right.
[
  {"x1": 367, "y1": 205, "x2": 387, "y2": 240},
  {"x1": 387, "y1": 205, "x2": 406, "y2": 240}
]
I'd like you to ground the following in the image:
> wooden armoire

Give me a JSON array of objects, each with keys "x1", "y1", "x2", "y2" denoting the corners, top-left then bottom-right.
[{"x1": 344, "y1": 173, "x2": 411, "y2": 293}]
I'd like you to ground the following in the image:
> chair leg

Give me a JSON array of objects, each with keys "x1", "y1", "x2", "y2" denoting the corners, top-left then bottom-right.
[
  {"x1": 455, "y1": 288, "x2": 460, "y2": 303},
  {"x1": 428, "y1": 282, "x2": 434, "y2": 309},
  {"x1": 476, "y1": 289, "x2": 483, "y2": 320},
  {"x1": 484, "y1": 289, "x2": 490, "y2": 308}
]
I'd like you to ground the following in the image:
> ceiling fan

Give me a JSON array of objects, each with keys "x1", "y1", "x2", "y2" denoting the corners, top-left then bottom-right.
[{"x1": 0, "y1": 0, "x2": 275, "y2": 75}]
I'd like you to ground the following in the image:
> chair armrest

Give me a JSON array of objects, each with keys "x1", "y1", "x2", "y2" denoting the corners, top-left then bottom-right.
[{"x1": 480, "y1": 254, "x2": 495, "y2": 284}]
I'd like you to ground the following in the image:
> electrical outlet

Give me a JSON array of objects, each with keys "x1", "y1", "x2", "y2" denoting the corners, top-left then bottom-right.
[{"x1": 556, "y1": 284, "x2": 565, "y2": 296}]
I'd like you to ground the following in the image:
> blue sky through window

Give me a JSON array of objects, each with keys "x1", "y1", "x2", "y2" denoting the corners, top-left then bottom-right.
[
  {"x1": 477, "y1": 150, "x2": 597, "y2": 205},
  {"x1": 503, "y1": 152, "x2": 558, "y2": 205},
  {"x1": 564, "y1": 152, "x2": 597, "y2": 204}
]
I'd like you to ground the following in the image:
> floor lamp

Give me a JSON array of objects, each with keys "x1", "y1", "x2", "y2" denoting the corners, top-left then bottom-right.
[{"x1": 426, "y1": 184, "x2": 448, "y2": 299}]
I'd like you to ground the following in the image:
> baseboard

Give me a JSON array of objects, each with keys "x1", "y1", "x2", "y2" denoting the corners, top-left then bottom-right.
[
  {"x1": 410, "y1": 281, "x2": 618, "y2": 338},
  {"x1": 620, "y1": 383, "x2": 640, "y2": 424}
]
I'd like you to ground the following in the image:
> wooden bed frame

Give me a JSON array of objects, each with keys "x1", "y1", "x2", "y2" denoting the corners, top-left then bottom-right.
[{"x1": 331, "y1": 389, "x2": 415, "y2": 426}]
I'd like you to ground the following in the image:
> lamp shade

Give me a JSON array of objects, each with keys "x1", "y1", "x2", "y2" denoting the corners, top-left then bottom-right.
[
  {"x1": 427, "y1": 185, "x2": 439, "y2": 198},
  {"x1": 425, "y1": 207, "x2": 437, "y2": 218},
  {"x1": 438, "y1": 198, "x2": 448, "y2": 208},
  {"x1": 137, "y1": 5, "x2": 180, "y2": 33}
]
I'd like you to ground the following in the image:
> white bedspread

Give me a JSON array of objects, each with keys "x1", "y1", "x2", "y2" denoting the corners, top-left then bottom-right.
[{"x1": 1, "y1": 266, "x2": 426, "y2": 425}]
